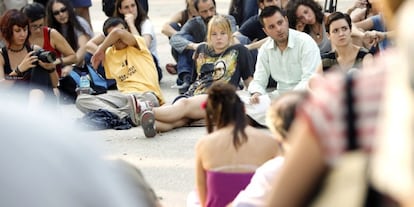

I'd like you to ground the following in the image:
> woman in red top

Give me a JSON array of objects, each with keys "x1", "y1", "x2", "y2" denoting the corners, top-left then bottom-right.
[{"x1": 22, "y1": 2, "x2": 76, "y2": 78}]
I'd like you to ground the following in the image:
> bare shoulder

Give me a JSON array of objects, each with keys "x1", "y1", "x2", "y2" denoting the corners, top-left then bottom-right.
[
  {"x1": 195, "y1": 133, "x2": 214, "y2": 151},
  {"x1": 246, "y1": 126, "x2": 279, "y2": 146},
  {"x1": 246, "y1": 126, "x2": 275, "y2": 139}
]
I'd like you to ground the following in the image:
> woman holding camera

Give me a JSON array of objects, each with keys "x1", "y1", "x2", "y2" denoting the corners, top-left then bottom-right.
[
  {"x1": 22, "y1": 2, "x2": 77, "y2": 78},
  {"x1": 0, "y1": 9, "x2": 57, "y2": 104}
]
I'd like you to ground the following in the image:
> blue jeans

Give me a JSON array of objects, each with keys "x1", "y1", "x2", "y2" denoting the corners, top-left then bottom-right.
[
  {"x1": 176, "y1": 34, "x2": 195, "y2": 85},
  {"x1": 242, "y1": 0, "x2": 258, "y2": 25},
  {"x1": 169, "y1": 22, "x2": 181, "y2": 62}
]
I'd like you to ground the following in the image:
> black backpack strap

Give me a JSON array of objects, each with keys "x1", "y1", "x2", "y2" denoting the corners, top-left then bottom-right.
[
  {"x1": 1, "y1": 47, "x2": 11, "y2": 73},
  {"x1": 345, "y1": 72, "x2": 357, "y2": 150}
]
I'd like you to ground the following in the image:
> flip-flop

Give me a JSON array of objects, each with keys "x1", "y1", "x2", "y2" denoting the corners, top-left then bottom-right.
[{"x1": 165, "y1": 63, "x2": 177, "y2": 75}]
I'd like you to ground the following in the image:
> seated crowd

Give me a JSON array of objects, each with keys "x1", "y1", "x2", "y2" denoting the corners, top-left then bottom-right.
[{"x1": 1, "y1": 0, "x2": 414, "y2": 206}]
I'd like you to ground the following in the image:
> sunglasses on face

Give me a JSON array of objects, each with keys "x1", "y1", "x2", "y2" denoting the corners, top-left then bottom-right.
[{"x1": 52, "y1": 7, "x2": 67, "y2": 16}]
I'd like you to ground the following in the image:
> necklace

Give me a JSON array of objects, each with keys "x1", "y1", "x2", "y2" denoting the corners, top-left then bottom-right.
[
  {"x1": 8, "y1": 45, "x2": 25, "y2": 53},
  {"x1": 311, "y1": 24, "x2": 321, "y2": 39}
]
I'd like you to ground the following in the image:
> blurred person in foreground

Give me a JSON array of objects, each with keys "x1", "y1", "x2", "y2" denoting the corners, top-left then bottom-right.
[
  {"x1": 0, "y1": 89, "x2": 161, "y2": 207},
  {"x1": 229, "y1": 91, "x2": 308, "y2": 207},
  {"x1": 265, "y1": 0, "x2": 413, "y2": 206},
  {"x1": 371, "y1": 0, "x2": 414, "y2": 205}
]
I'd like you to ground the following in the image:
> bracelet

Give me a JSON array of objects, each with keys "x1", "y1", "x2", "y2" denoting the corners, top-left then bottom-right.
[
  {"x1": 47, "y1": 68, "x2": 56, "y2": 74},
  {"x1": 15, "y1": 67, "x2": 23, "y2": 76}
]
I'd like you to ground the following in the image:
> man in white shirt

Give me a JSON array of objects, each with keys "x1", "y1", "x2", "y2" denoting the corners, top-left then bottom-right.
[{"x1": 246, "y1": 6, "x2": 320, "y2": 125}]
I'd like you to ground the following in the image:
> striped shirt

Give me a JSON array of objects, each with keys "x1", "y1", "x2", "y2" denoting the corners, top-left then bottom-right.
[{"x1": 299, "y1": 57, "x2": 388, "y2": 165}]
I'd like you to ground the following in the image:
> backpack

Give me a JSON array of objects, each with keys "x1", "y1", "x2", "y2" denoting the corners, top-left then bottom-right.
[{"x1": 59, "y1": 65, "x2": 108, "y2": 104}]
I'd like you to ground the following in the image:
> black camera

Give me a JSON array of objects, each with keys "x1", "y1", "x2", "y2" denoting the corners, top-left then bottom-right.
[{"x1": 33, "y1": 49, "x2": 57, "y2": 63}]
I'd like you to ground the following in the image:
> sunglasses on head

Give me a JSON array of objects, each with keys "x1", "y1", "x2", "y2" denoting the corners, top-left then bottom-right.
[{"x1": 52, "y1": 7, "x2": 67, "y2": 16}]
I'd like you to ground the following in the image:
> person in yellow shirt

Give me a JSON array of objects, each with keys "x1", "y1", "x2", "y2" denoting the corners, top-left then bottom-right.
[{"x1": 76, "y1": 17, "x2": 164, "y2": 138}]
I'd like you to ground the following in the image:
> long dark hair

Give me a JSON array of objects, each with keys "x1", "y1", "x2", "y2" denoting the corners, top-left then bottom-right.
[
  {"x1": 46, "y1": 0, "x2": 88, "y2": 50},
  {"x1": 286, "y1": 0, "x2": 324, "y2": 34},
  {"x1": 114, "y1": 0, "x2": 148, "y2": 35},
  {"x1": 0, "y1": 9, "x2": 31, "y2": 46},
  {"x1": 205, "y1": 81, "x2": 248, "y2": 150}
]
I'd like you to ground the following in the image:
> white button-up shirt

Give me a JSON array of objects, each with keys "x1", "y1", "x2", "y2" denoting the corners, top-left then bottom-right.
[{"x1": 248, "y1": 29, "x2": 321, "y2": 97}]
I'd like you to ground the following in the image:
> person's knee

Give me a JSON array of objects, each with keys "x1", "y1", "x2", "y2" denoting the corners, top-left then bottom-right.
[
  {"x1": 174, "y1": 96, "x2": 191, "y2": 107},
  {"x1": 169, "y1": 22, "x2": 181, "y2": 31},
  {"x1": 235, "y1": 33, "x2": 251, "y2": 45},
  {"x1": 75, "y1": 94, "x2": 94, "y2": 111}
]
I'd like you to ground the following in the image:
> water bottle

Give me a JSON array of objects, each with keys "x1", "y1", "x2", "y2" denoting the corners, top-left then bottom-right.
[{"x1": 78, "y1": 72, "x2": 91, "y2": 95}]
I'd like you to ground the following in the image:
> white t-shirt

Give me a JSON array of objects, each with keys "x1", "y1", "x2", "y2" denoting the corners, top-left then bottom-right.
[{"x1": 140, "y1": 19, "x2": 158, "y2": 60}]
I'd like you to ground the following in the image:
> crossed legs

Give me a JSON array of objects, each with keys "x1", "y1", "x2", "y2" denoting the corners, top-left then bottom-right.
[{"x1": 153, "y1": 94, "x2": 207, "y2": 132}]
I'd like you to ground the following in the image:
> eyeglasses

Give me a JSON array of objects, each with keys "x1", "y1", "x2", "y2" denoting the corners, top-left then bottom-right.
[
  {"x1": 30, "y1": 23, "x2": 44, "y2": 30},
  {"x1": 52, "y1": 7, "x2": 67, "y2": 16}
]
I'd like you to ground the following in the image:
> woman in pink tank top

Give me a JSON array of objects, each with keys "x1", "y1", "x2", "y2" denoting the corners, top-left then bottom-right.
[{"x1": 194, "y1": 81, "x2": 278, "y2": 207}]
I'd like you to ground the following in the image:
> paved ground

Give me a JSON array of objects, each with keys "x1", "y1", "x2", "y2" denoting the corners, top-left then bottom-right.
[
  {"x1": 61, "y1": 0, "x2": 354, "y2": 206},
  {"x1": 63, "y1": 1, "x2": 233, "y2": 206}
]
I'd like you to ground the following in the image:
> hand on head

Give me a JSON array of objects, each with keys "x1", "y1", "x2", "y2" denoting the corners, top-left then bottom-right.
[{"x1": 91, "y1": 49, "x2": 105, "y2": 69}]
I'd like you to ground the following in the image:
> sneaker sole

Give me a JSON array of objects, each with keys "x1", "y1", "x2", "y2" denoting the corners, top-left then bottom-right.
[
  {"x1": 141, "y1": 111, "x2": 156, "y2": 138},
  {"x1": 128, "y1": 94, "x2": 140, "y2": 126}
]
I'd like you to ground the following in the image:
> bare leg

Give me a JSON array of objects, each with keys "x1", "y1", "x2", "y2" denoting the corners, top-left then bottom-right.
[
  {"x1": 155, "y1": 118, "x2": 190, "y2": 132},
  {"x1": 153, "y1": 94, "x2": 207, "y2": 123}
]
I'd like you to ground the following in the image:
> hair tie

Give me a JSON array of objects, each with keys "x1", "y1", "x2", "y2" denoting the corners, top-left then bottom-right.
[{"x1": 201, "y1": 100, "x2": 207, "y2": 109}]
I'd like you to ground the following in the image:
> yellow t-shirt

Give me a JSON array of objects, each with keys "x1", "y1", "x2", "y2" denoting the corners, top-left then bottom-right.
[{"x1": 104, "y1": 36, "x2": 164, "y2": 104}]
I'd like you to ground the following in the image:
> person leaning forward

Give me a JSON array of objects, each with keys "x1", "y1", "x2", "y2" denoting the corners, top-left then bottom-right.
[{"x1": 76, "y1": 17, "x2": 164, "y2": 137}]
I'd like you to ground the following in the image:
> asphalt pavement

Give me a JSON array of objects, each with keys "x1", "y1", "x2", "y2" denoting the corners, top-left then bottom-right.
[
  {"x1": 62, "y1": 1, "x2": 232, "y2": 206},
  {"x1": 61, "y1": 0, "x2": 354, "y2": 206}
]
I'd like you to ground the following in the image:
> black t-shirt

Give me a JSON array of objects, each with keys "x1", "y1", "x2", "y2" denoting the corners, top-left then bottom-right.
[
  {"x1": 186, "y1": 43, "x2": 253, "y2": 96},
  {"x1": 239, "y1": 15, "x2": 267, "y2": 41},
  {"x1": 321, "y1": 48, "x2": 370, "y2": 72}
]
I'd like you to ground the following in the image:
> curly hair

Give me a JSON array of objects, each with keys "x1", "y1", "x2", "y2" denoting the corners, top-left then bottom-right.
[
  {"x1": 0, "y1": 9, "x2": 30, "y2": 45},
  {"x1": 265, "y1": 91, "x2": 307, "y2": 139},
  {"x1": 285, "y1": 0, "x2": 324, "y2": 34},
  {"x1": 205, "y1": 81, "x2": 248, "y2": 150},
  {"x1": 114, "y1": 0, "x2": 148, "y2": 35}
]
